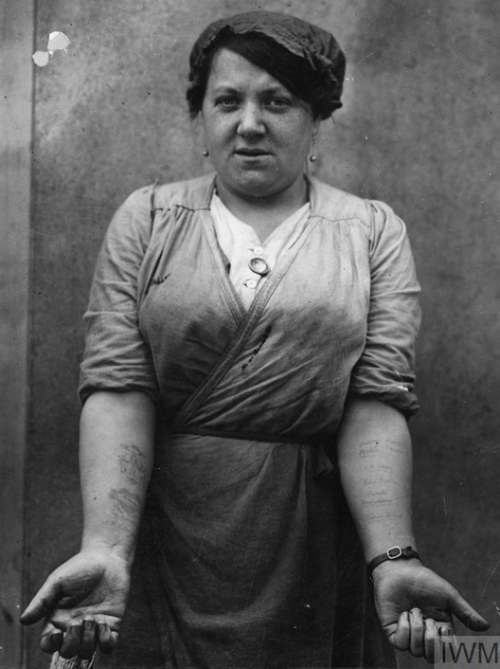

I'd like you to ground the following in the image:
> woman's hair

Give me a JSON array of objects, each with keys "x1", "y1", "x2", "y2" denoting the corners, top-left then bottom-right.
[{"x1": 187, "y1": 31, "x2": 342, "y2": 121}]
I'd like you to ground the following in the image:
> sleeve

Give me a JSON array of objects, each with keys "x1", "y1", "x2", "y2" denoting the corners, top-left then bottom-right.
[
  {"x1": 348, "y1": 200, "x2": 421, "y2": 417},
  {"x1": 79, "y1": 187, "x2": 160, "y2": 405}
]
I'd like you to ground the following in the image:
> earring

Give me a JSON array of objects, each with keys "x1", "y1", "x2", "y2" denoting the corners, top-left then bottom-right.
[
  {"x1": 309, "y1": 154, "x2": 317, "y2": 162},
  {"x1": 203, "y1": 149, "x2": 209, "y2": 157}
]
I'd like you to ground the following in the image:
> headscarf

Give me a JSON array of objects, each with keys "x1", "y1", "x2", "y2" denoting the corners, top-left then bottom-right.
[{"x1": 188, "y1": 11, "x2": 346, "y2": 118}]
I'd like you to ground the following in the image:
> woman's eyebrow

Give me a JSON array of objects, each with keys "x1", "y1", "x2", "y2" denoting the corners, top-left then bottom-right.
[
  {"x1": 211, "y1": 85, "x2": 239, "y2": 92},
  {"x1": 211, "y1": 84, "x2": 290, "y2": 95},
  {"x1": 260, "y1": 85, "x2": 291, "y2": 95}
]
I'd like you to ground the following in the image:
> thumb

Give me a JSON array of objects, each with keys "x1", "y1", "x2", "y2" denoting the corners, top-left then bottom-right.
[
  {"x1": 450, "y1": 591, "x2": 489, "y2": 632},
  {"x1": 19, "y1": 576, "x2": 62, "y2": 625}
]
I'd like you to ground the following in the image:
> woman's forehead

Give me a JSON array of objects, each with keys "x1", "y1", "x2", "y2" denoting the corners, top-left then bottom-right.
[{"x1": 207, "y1": 48, "x2": 287, "y2": 91}]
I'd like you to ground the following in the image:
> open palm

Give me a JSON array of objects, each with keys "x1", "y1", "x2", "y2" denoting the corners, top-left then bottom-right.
[
  {"x1": 20, "y1": 550, "x2": 131, "y2": 659},
  {"x1": 373, "y1": 562, "x2": 489, "y2": 662}
]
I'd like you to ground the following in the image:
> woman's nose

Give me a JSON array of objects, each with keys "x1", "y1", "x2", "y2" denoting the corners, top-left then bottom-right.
[{"x1": 237, "y1": 103, "x2": 265, "y2": 136}]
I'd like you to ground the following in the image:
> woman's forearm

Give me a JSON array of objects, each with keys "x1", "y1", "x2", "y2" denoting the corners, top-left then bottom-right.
[
  {"x1": 79, "y1": 390, "x2": 156, "y2": 565},
  {"x1": 337, "y1": 397, "x2": 416, "y2": 562}
]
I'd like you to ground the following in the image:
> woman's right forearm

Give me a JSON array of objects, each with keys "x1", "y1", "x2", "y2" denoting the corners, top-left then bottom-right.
[{"x1": 79, "y1": 390, "x2": 156, "y2": 565}]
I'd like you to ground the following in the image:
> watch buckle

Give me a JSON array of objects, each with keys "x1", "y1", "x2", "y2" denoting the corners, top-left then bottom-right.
[{"x1": 386, "y1": 546, "x2": 403, "y2": 559}]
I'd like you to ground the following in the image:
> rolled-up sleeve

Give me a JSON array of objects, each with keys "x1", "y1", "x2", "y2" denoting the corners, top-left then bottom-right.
[
  {"x1": 348, "y1": 200, "x2": 421, "y2": 416},
  {"x1": 79, "y1": 187, "x2": 159, "y2": 405}
]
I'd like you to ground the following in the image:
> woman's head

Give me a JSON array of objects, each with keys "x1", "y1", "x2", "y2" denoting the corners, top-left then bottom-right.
[
  {"x1": 188, "y1": 30, "x2": 344, "y2": 121},
  {"x1": 187, "y1": 11, "x2": 345, "y2": 121},
  {"x1": 187, "y1": 12, "x2": 346, "y2": 203},
  {"x1": 200, "y1": 47, "x2": 321, "y2": 202},
  {"x1": 187, "y1": 12, "x2": 345, "y2": 122}
]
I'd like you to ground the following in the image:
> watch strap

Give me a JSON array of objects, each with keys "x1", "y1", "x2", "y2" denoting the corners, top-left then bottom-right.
[{"x1": 367, "y1": 545, "x2": 421, "y2": 580}]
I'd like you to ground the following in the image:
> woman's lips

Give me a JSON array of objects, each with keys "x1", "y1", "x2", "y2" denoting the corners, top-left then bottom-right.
[{"x1": 234, "y1": 148, "x2": 270, "y2": 156}]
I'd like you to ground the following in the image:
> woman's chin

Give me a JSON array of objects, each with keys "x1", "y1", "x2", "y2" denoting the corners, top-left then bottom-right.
[{"x1": 222, "y1": 175, "x2": 294, "y2": 202}]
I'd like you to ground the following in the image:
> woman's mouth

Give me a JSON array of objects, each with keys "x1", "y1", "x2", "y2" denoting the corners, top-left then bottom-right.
[{"x1": 234, "y1": 148, "x2": 270, "y2": 157}]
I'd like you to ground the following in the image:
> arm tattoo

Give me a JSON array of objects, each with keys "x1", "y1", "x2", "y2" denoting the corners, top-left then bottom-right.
[
  {"x1": 108, "y1": 487, "x2": 143, "y2": 533},
  {"x1": 356, "y1": 438, "x2": 409, "y2": 520},
  {"x1": 118, "y1": 443, "x2": 148, "y2": 486}
]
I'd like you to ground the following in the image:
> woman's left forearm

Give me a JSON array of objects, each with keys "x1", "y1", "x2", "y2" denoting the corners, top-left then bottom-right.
[
  {"x1": 337, "y1": 400, "x2": 489, "y2": 656},
  {"x1": 336, "y1": 397, "x2": 417, "y2": 562}
]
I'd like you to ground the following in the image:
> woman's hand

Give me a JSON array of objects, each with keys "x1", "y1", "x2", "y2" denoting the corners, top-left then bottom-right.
[
  {"x1": 19, "y1": 393, "x2": 155, "y2": 660},
  {"x1": 20, "y1": 549, "x2": 131, "y2": 659},
  {"x1": 372, "y1": 560, "x2": 489, "y2": 663}
]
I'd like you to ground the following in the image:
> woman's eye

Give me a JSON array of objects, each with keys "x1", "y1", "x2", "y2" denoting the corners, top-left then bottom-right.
[
  {"x1": 266, "y1": 98, "x2": 291, "y2": 111},
  {"x1": 215, "y1": 97, "x2": 240, "y2": 110}
]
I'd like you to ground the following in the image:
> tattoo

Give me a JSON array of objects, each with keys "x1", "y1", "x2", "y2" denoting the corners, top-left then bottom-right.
[
  {"x1": 358, "y1": 512, "x2": 404, "y2": 524},
  {"x1": 101, "y1": 445, "x2": 148, "y2": 559},
  {"x1": 108, "y1": 487, "x2": 142, "y2": 533},
  {"x1": 358, "y1": 438, "x2": 408, "y2": 458},
  {"x1": 118, "y1": 443, "x2": 148, "y2": 486},
  {"x1": 355, "y1": 438, "x2": 409, "y2": 520}
]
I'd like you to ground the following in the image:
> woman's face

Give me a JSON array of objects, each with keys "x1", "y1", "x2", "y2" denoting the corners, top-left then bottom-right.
[{"x1": 201, "y1": 48, "x2": 319, "y2": 202}]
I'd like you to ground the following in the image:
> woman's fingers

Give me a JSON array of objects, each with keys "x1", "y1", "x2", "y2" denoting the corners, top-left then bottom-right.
[
  {"x1": 39, "y1": 616, "x2": 119, "y2": 658},
  {"x1": 448, "y1": 590, "x2": 490, "y2": 631},
  {"x1": 80, "y1": 619, "x2": 98, "y2": 659},
  {"x1": 59, "y1": 624, "x2": 83, "y2": 659},
  {"x1": 391, "y1": 611, "x2": 411, "y2": 650},
  {"x1": 439, "y1": 625, "x2": 454, "y2": 637},
  {"x1": 392, "y1": 610, "x2": 453, "y2": 661},
  {"x1": 39, "y1": 623, "x2": 64, "y2": 654},
  {"x1": 98, "y1": 622, "x2": 119, "y2": 654},
  {"x1": 424, "y1": 618, "x2": 440, "y2": 662},
  {"x1": 409, "y1": 608, "x2": 425, "y2": 657},
  {"x1": 20, "y1": 577, "x2": 61, "y2": 625}
]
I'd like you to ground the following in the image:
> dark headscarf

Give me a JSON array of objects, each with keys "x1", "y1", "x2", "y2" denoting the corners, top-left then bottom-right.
[{"x1": 188, "y1": 11, "x2": 346, "y2": 119}]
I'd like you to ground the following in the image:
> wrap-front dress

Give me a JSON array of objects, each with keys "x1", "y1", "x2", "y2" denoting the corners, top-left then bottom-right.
[{"x1": 80, "y1": 174, "x2": 421, "y2": 668}]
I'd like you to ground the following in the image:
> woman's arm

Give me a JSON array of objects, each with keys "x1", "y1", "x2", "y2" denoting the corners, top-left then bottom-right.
[
  {"x1": 20, "y1": 390, "x2": 156, "y2": 659},
  {"x1": 79, "y1": 390, "x2": 155, "y2": 561},
  {"x1": 337, "y1": 396, "x2": 415, "y2": 559},
  {"x1": 337, "y1": 397, "x2": 488, "y2": 662}
]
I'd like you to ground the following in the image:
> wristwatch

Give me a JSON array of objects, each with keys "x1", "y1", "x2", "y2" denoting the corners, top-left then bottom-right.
[{"x1": 367, "y1": 545, "x2": 421, "y2": 581}]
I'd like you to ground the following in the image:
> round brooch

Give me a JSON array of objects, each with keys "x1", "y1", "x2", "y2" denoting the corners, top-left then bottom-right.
[{"x1": 248, "y1": 257, "x2": 270, "y2": 276}]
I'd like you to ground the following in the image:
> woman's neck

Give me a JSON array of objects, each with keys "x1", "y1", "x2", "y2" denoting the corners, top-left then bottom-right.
[{"x1": 215, "y1": 176, "x2": 309, "y2": 241}]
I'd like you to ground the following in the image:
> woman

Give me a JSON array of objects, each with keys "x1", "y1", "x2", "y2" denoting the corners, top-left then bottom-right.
[{"x1": 21, "y1": 10, "x2": 488, "y2": 668}]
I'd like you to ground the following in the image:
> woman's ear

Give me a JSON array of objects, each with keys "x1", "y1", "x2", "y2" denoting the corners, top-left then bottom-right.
[
  {"x1": 309, "y1": 119, "x2": 321, "y2": 157},
  {"x1": 312, "y1": 117, "x2": 321, "y2": 139},
  {"x1": 191, "y1": 113, "x2": 208, "y2": 156}
]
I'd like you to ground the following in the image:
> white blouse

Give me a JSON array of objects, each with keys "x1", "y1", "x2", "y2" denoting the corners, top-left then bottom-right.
[{"x1": 210, "y1": 193, "x2": 310, "y2": 310}]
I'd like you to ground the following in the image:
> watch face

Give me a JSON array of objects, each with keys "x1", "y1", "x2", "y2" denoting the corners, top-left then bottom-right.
[{"x1": 388, "y1": 546, "x2": 403, "y2": 559}]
